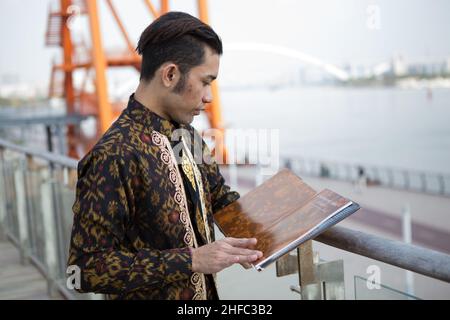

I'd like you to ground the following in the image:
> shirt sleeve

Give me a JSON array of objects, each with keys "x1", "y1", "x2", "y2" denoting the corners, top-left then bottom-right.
[{"x1": 67, "y1": 149, "x2": 193, "y2": 295}]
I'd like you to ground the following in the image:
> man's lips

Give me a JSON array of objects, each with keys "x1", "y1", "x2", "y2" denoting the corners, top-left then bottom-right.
[{"x1": 193, "y1": 108, "x2": 205, "y2": 115}]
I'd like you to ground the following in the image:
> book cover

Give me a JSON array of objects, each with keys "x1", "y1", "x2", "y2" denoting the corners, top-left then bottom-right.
[{"x1": 214, "y1": 168, "x2": 360, "y2": 271}]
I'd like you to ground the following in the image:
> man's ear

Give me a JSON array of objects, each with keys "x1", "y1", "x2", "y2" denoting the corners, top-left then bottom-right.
[{"x1": 160, "y1": 63, "x2": 180, "y2": 88}]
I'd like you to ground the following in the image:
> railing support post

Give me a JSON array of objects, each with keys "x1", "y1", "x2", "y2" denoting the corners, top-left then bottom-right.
[
  {"x1": 0, "y1": 147, "x2": 7, "y2": 241},
  {"x1": 297, "y1": 241, "x2": 322, "y2": 300},
  {"x1": 40, "y1": 168, "x2": 60, "y2": 298},
  {"x1": 438, "y1": 175, "x2": 445, "y2": 195},
  {"x1": 276, "y1": 240, "x2": 346, "y2": 300},
  {"x1": 14, "y1": 160, "x2": 30, "y2": 265},
  {"x1": 420, "y1": 173, "x2": 427, "y2": 192}
]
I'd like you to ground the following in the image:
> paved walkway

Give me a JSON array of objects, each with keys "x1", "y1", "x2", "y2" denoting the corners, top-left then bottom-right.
[{"x1": 0, "y1": 240, "x2": 61, "y2": 300}]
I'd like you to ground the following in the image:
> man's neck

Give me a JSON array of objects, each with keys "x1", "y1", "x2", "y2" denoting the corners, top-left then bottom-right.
[{"x1": 134, "y1": 81, "x2": 170, "y2": 120}]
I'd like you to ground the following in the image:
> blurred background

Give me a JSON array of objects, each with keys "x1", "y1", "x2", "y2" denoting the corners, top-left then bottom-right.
[{"x1": 0, "y1": 0, "x2": 449, "y2": 300}]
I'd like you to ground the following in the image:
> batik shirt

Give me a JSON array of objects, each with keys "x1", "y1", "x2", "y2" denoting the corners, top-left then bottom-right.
[{"x1": 67, "y1": 94, "x2": 239, "y2": 300}]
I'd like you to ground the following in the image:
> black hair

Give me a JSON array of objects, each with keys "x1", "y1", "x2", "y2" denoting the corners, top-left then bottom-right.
[{"x1": 136, "y1": 11, "x2": 222, "y2": 92}]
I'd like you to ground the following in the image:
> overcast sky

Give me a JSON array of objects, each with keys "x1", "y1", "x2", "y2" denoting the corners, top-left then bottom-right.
[{"x1": 1, "y1": 0, "x2": 449, "y2": 87}]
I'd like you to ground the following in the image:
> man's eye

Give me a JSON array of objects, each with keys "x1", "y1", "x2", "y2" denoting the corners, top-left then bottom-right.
[{"x1": 203, "y1": 81, "x2": 211, "y2": 86}]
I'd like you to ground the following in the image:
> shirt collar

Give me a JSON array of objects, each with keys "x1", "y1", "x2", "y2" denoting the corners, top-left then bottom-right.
[{"x1": 125, "y1": 93, "x2": 187, "y2": 139}]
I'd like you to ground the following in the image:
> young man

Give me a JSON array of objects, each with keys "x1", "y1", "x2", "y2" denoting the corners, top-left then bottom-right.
[{"x1": 68, "y1": 11, "x2": 262, "y2": 300}]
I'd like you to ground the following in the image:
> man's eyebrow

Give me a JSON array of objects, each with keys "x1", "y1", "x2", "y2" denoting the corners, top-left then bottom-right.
[{"x1": 205, "y1": 75, "x2": 217, "y2": 81}]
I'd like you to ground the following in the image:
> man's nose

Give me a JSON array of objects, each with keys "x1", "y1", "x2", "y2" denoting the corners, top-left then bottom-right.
[{"x1": 202, "y1": 87, "x2": 213, "y2": 104}]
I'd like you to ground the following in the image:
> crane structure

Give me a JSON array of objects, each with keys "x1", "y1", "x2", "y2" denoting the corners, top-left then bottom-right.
[{"x1": 46, "y1": 0, "x2": 227, "y2": 161}]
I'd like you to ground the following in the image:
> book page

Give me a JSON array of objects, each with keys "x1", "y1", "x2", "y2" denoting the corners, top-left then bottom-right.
[{"x1": 253, "y1": 189, "x2": 351, "y2": 265}]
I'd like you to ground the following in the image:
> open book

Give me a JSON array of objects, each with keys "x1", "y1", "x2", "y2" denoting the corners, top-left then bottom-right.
[{"x1": 214, "y1": 168, "x2": 360, "y2": 271}]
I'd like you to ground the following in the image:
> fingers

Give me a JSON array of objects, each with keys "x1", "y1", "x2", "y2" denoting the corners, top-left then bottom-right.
[
  {"x1": 227, "y1": 246, "x2": 263, "y2": 259},
  {"x1": 221, "y1": 238, "x2": 263, "y2": 266},
  {"x1": 194, "y1": 240, "x2": 262, "y2": 274},
  {"x1": 224, "y1": 237, "x2": 258, "y2": 248},
  {"x1": 229, "y1": 253, "x2": 259, "y2": 265},
  {"x1": 191, "y1": 238, "x2": 263, "y2": 273}
]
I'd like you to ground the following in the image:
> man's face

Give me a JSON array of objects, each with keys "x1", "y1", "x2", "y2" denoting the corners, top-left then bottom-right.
[{"x1": 163, "y1": 46, "x2": 219, "y2": 125}]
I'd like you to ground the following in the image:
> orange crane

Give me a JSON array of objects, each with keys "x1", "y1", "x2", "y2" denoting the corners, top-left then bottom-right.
[{"x1": 46, "y1": 0, "x2": 227, "y2": 161}]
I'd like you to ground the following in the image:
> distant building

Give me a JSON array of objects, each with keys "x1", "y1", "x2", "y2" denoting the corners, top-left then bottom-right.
[{"x1": 392, "y1": 54, "x2": 407, "y2": 76}]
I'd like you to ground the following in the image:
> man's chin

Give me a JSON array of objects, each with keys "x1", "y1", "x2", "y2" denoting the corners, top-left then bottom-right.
[
  {"x1": 175, "y1": 115, "x2": 194, "y2": 125},
  {"x1": 186, "y1": 116, "x2": 194, "y2": 124}
]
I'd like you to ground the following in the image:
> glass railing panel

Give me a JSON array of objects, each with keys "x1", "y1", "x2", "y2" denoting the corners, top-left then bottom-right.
[
  {"x1": 23, "y1": 164, "x2": 47, "y2": 266},
  {"x1": 354, "y1": 275, "x2": 420, "y2": 300},
  {"x1": 52, "y1": 178, "x2": 75, "y2": 279}
]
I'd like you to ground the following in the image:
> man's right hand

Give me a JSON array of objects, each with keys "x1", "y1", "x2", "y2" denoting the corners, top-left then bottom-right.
[{"x1": 190, "y1": 237, "x2": 263, "y2": 274}]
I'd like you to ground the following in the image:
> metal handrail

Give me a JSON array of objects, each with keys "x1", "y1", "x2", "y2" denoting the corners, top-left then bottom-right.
[
  {"x1": 1, "y1": 138, "x2": 450, "y2": 300},
  {"x1": 316, "y1": 225, "x2": 450, "y2": 283},
  {"x1": 0, "y1": 137, "x2": 77, "y2": 168}
]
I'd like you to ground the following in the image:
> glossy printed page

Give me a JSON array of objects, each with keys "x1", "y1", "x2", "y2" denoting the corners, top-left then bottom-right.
[
  {"x1": 253, "y1": 189, "x2": 352, "y2": 266},
  {"x1": 214, "y1": 169, "x2": 317, "y2": 239}
]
